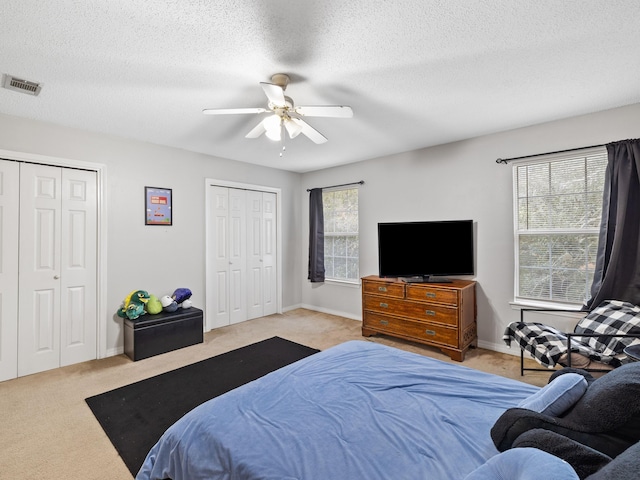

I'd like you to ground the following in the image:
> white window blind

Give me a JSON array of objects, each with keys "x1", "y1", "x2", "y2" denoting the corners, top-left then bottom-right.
[
  {"x1": 514, "y1": 148, "x2": 607, "y2": 305},
  {"x1": 323, "y1": 187, "x2": 359, "y2": 282}
]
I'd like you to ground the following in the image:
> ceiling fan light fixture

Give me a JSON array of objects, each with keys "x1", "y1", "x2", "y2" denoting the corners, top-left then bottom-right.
[
  {"x1": 264, "y1": 114, "x2": 282, "y2": 141},
  {"x1": 265, "y1": 128, "x2": 282, "y2": 142},
  {"x1": 284, "y1": 117, "x2": 303, "y2": 139}
]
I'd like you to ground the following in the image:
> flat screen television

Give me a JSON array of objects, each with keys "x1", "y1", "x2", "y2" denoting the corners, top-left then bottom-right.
[{"x1": 377, "y1": 220, "x2": 474, "y2": 283}]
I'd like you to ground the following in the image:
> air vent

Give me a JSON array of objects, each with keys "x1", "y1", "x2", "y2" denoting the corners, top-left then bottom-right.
[{"x1": 2, "y1": 74, "x2": 42, "y2": 96}]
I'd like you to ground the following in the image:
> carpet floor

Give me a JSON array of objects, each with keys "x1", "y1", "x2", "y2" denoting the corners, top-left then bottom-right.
[{"x1": 85, "y1": 336, "x2": 319, "y2": 476}]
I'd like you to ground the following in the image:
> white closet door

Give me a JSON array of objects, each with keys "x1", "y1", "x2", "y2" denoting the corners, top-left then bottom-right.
[
  {"x1": 0, "y1": 160, "x2": 20, "y2": 382},
  {"x1": 246, "y1": 191, "x2": 264, "y2": 320},
  {"x1": 246, "y1": 191, "x2": 277, "y2": 319},
  {"x1": 60, "y1": 168, "x2": 97, "y2": 367},
  {"x1": 209, "y1": 187, "x2": 248, "y2": 327},
  {"x1": 262, "y1": 192, "x2": 277, "y2": 316},
  {"x1": 207, "y1": 185, "x2": 277, "y2": 329},
  {"x1": 18, "y1": 164, "x2": 97, "y2": 377},
  {"x1": 228, "y1": 188, "x2": 247, "y2": 324},
  {"x1": 18, "y1": 164, "x2": 63, "y2": 376},
  {"x1": 209, "y1": 186, "x2": 231, "y2": 328}
]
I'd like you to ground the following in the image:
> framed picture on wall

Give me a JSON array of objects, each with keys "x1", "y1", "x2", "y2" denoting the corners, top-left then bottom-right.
[{"x1": 145, "y1": 186, "x2": 172, "y2": 225}]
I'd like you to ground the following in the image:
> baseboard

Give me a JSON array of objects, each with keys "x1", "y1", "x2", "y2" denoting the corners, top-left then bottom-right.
[
  {"x1": 298, "y1": 303, "x2": 362, "y2": 321},
  {"x1": 105, "y1": 346, "x2": 124, "y2": 358},
  {"x1": 477, "y1": 339, "x2": 520, "y2": 357},
  {"x1": 282, "y1": 303, "x2": 304, "y2": 313}
]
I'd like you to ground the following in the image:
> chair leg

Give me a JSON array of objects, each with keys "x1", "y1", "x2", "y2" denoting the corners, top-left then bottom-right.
[{"x1": 520, "y1": 349, "x2": 524, "y2": 376}]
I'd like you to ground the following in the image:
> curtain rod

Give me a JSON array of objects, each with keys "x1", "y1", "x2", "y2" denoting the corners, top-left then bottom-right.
[
  {"x1": 306, "y1": 180, "x2": 364, "y2": 192},
  {"x1": 496, "y1": 143, "x2": 607, "y2": 164}
]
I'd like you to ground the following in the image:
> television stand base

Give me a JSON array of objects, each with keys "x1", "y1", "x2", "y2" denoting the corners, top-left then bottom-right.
[{"x1": 400, "y1": 276, "x2": 453, "y2": 284}]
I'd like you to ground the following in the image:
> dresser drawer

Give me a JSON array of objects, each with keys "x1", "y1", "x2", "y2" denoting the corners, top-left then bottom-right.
[
  {"x1": 363, "y1": 312, "x2": 458, "y2": 347},
  {"x1": 362, "y1": 280, "x2": 405, "y2": 298},
  {"x1": 406, "y1": 285, "x2": 459, "y2": 306},
  {"x1": 363, "y1": 294, "x2": 458, "y2": 326}
]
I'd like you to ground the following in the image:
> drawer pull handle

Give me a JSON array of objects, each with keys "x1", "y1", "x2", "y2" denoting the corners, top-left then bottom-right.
[
  {"x1": 425, "y1": 329, "x2": 436, "y2": 336},
  {"x1": 380, "y1": 320, "x2": 389, "y2": 325},
  {"x1": 426, "y1": 292, "x2": 436, "y2": 298},
  {"x1": 378, "y1": 286, "x2": 387, "y2": 292},
  {"x1": 380, "y1": 302, "x2": 389, "y2": 308},
  {"x1": 425, "y1": 310, "x2": 436, "y2": 316}
]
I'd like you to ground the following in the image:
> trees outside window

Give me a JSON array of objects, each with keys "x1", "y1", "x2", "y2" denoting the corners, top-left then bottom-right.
[
  {"x1": 514, "y1": 149, "x2": 607, "y2": 305},
  {"x1": 323, "y1": 188, "x2": 359, "y2": 282}
]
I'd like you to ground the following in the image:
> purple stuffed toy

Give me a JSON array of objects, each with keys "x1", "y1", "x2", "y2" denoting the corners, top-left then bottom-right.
[{"x1": 172, "y1": 288, "x2": 192, "y2": 305}]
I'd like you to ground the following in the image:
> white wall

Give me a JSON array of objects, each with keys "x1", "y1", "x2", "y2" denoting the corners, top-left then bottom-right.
[
  {"x1": 300, "y1": 102, "x2": 640, "y2": 354},
  {"x1": 0, "y1": 113, "x2": 302, "y2": 356},
  {"x1": 2, "y1": 101, "x2": 638, "y2": 359}
]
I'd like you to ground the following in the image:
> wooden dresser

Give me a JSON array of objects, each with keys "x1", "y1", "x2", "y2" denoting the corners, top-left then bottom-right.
[{"x1": 361, "y1": 276, "x2": 477, "y2": 361}]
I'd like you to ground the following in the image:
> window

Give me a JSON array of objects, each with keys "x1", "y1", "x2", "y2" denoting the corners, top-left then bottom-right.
[
  {"x1": 513, "y1": 148, "x2": 607, "y2": 305},
  {"x1": 323, "y1": 187, "x2": 359, "y2": 282}
]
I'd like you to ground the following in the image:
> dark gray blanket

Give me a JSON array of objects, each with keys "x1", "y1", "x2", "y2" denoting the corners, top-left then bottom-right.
[{"x1": 491, "y1": 363, "x2": 640, "y2": 476}]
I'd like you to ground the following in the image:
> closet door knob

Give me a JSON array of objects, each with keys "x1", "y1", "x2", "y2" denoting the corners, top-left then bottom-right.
[{"x1": 54, "y1": 275, "x2": 60, "y2": 279}]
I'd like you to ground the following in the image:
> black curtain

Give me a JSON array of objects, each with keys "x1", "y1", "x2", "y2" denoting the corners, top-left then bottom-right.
[
  {"x1": 308, "y1": 188, "x2": 325, "y2": 282},
  {"x1": 586, "y1": 139, "x2": 640, "y2": 309}
]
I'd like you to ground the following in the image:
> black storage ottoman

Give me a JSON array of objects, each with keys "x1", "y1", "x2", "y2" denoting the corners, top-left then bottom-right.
[{"x1": 124, "y1": 307, "x2": 203, "y2": 361}]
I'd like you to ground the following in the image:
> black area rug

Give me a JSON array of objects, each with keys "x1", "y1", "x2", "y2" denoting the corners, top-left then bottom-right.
[{"x1": 86, "y1": 336, "x2": 319, "y2": 477}]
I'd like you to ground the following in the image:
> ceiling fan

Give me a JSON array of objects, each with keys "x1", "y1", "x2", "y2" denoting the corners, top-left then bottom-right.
[{"x1": 202, "y1": 74, "x2": 353, "y2": 144}]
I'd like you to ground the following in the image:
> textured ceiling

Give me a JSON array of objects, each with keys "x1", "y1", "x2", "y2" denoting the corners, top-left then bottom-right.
[{"x1": 1, "y1": 1, "x2": 639, "y2": 173}]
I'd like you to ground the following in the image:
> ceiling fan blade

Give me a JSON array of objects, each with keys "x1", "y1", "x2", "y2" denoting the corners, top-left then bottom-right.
[
  {"x1": 202, "y1": 107, "x2": 267, "y2": 115},
  {"x1": 294, "y1": 105, "x2": 353, "y2": 118},
  {"x1": 245, "y1": 118, "x2": 267, "y2": 138},
  {"x1": 293, "y1": 118, "x2": 328, "y2": 144},
  {"x1": 260, "y1": 82, "x2": 286, "y2": 106}
]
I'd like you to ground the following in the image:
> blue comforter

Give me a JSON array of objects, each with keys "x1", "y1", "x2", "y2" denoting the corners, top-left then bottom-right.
[{"x1": 137, "y1": 341, "x2": 538, "y2": 480}]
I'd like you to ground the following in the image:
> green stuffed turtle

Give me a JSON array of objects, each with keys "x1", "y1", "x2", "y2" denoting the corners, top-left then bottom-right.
[{"x1": 116, "y1": 290, "x2": 150, "y2": 320}]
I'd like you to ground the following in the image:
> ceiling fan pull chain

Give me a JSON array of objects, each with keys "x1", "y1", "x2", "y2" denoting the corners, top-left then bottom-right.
[{"x1": 280, "y1": 128, "x2": 286, "y2": 158}]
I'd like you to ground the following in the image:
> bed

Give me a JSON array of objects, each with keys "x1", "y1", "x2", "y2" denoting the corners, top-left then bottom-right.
[{"x1": 137, "y1": 340, "x2": 540, "y2": 480}]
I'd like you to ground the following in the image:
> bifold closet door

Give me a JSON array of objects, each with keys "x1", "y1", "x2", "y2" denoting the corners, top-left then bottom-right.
[
  {"x1": 18, "y1": 163, "x2": 97, "y2": 377},
  {"x1": 246, "y1": 191, "x2": 277, "y2": 320},
  {"x1": 59, "y1": 167, "x2": 97, "y2": 367},
  {"x1": 209, "y1": 186, "x2": 248, "y2": 327},
  {"x1": 208, "y1": 186, "x2": 277, "y2": 329},
  {"x1": 209, "y1": 186, "x2": 229, "y2": 327},
  {"x1": 0, "y1": 160, "x2": 20, "y2": 381}
]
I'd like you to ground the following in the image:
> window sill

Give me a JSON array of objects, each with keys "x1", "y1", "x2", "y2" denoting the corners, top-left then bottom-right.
[{"x1": 509, "y1": 300, "x2": 585, "y2": 317}]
